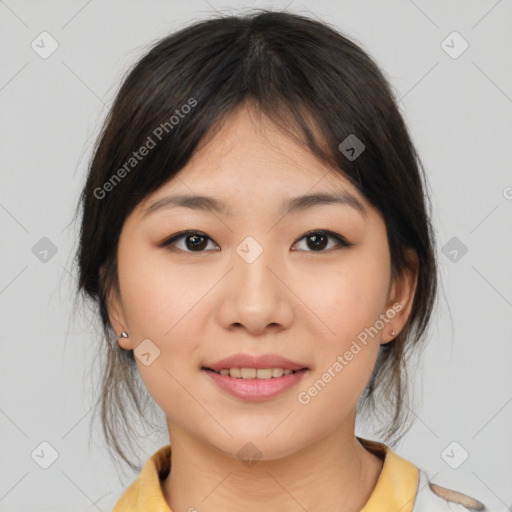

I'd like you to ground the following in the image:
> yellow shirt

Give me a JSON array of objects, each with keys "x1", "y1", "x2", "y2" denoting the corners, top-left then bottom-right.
[{"x1": 112, "y1": 436, "x2": 488, "y2": 511}]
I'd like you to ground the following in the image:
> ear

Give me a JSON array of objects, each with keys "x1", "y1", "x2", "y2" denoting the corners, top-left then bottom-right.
[
  {"x1": 100, "y1": 265, "x2": 133, "y2": 351},
  {"x1": 381, "y1": 248, "x2": 419, "y2": 344}
]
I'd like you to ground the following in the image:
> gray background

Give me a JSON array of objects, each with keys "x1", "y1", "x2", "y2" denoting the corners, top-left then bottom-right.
[{"x1": 1, "y1": 0, "x2": 511, "y2": 511}]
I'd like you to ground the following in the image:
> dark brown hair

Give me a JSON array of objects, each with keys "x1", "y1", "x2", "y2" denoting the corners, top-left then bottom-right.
[{"x1": 74, "y1": 9, "x2": 438, "y2": 471}]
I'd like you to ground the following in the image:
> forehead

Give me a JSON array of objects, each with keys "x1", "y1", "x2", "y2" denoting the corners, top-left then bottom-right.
[
  {"x1": 184, "y1": 104, "x2": 331, "y2": 180},
  {"x1": 139, "y1": 104, "x2": 369, "y2": 214}
]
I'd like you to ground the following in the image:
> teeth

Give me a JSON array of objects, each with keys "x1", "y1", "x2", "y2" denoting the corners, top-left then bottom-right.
[{"x1": 216, "y1": 367, "x2": 296, "y2": 379}]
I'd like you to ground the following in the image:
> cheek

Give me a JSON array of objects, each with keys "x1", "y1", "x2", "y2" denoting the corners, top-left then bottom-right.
[
  {"x1": 117, "y1": 241, "x2": 210, "y2": 340},
  {"x1": 117, "y1": 244, "x2": 208, "y2": 412},
  {"x1": 116, "y1": 242, "x2": 213, "y2": 395},
  {"x1": 303, "y1": 255, "x2": 390, "y2": 343},
  {"x1": 297, "y1": 351, "x2": 377, "y2": 428}
]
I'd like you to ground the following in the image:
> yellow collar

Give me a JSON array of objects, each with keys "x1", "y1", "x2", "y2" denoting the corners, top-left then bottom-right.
[
  {"x1": 358, "y1": 437, "x2": 419, "y2": 512},
  {"x1": 113, "y1": 437, "x2": 419, "y2": 511}
]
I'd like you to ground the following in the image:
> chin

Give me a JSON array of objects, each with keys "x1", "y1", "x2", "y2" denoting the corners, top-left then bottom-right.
[{"x1": 207, "y1": 431, "x2": 305, "y2": 462}]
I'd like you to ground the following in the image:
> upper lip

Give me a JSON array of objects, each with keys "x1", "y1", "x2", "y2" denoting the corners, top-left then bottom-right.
[{"x1": 204, "y1": 353, "x2": 309, "y2": 372}]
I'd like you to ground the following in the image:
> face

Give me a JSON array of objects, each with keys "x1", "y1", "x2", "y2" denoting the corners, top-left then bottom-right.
[{"x1": 107, "y1": 103, "x2": 417, "y2": 460}]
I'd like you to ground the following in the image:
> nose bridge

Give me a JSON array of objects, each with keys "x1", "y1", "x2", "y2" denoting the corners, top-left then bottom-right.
[
  {"x1": 215, "y1": 232, "x2": 294, "y2": 334},
  {"x1": 233, "y1": 233, "x2": 280, "y2": 300}
]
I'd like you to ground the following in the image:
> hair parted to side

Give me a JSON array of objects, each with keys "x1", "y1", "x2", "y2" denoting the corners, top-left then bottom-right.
[{"x1": 74, "y1": 9, "x2": 438, "y2": 471}]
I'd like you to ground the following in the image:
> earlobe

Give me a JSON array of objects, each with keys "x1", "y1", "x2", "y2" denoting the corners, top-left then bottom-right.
[
  {"x1": 102, "y1": 267, "x2": 131, "y2": 350},
  {"x1": 107, "y1": 292, "x2": 132, "y2": 350},
  {"x1": 382, "y1": 250, "x2": 419, "y2": 344}
]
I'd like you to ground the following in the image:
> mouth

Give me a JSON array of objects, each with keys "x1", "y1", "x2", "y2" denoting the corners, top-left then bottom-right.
[
  {"x1": 201, "y1": 365, "x2": 309, "y2": 401},
  {"x1": 202, "y1": 367, "x2": 308, "y2": 379}
]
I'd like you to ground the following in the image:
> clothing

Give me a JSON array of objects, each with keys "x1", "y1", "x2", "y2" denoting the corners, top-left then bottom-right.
[{"x1": 112, "y1": 436, "x2": 488, "y2": 511}]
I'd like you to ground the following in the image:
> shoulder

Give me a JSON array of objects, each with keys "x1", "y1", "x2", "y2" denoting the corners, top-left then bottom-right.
[
  {"x1": 357, "y1": 437, "x2": 489, "y2": 512},
  {"x1": 112, "y1": 478, "x2": 141, "y2": 511},
  {"x1": 112, "y1": 444, "x2": 172, "y2": 511},
  {"x1": 412, "y1": 469, "x2": 488, "y2": 512}
]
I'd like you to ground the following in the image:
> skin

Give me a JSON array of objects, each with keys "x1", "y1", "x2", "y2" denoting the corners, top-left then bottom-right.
[{"x1": 107, "y1": 102, "x2": 418, "y2": 512}]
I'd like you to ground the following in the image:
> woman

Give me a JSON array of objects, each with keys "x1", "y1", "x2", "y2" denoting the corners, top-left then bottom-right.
[{"x1": 75, "y1": 9, "x2": 488, "y2": 511}]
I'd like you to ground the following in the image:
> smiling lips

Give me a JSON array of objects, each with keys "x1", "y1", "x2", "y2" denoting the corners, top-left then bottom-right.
[
  {"x1": 205, "y1": 353, "x2": 309, "y2": 372},
  {"x1": 212, "y1": 367, "x2": 297, "y2": 379},
  {"x1": 202, "y1": 353, "x2": 309, "y2": 400}
]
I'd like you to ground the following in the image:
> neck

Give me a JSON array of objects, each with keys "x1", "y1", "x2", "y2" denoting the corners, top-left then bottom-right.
[{"x1": 162, "y1": 420, "x2": 384, "y2": 512}]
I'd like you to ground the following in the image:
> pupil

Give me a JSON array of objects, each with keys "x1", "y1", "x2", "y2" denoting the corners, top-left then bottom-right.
[
  {"x1": 186, "y1": 234, "x2": 207, "y2": 251},
  {"x1": 308, "y1": 234, "x2": 327, "y2": 250}
]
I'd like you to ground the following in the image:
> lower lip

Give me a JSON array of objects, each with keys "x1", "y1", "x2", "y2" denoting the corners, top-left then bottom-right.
[{"x1": 203, "y1": 369, "x2": 308, "y2": 401}]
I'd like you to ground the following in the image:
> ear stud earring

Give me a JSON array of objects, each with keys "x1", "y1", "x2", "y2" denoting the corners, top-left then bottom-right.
[
  {"x1": 390, "y1": 329, "x2": 397, "y2": 336},
  {"x1": 109, "y1": 331, "x2": 129, "y2": 351}
]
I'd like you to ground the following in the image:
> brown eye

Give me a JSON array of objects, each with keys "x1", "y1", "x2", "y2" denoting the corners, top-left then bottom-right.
[
  {"x1": 184, "y1": 234, "x2": 208, "y2": 251},
  {"x1": 161, "y1": 231, "x2": 219, "y2": 252},
  {"x1": 292, "y1": 230, "x2": 351, "y2": 252}
]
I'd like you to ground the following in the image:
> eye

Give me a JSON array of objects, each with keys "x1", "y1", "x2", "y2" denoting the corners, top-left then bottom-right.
[
  {"x1": 292, "y1": 230, "x2": 352, "y2": 252},
  {"x1": 160, "y1": 229, "x2": 352, "y2": 254},
  {"x1": 160, "y1": 230, "x2": 219, "y2": 253}
]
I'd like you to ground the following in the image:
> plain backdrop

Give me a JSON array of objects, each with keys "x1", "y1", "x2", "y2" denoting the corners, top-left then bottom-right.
[{"x1": 1, "y1": 1, "x2": 511, "y2": 511}]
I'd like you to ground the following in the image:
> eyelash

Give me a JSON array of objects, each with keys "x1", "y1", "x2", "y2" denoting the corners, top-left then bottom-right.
[{"x1": 159, "y1": 229, "x2": 352, "y2": 254}]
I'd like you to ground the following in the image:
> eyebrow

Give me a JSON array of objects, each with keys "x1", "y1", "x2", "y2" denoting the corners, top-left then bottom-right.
[{"x1": 142, "y1": 191, "x2": 368, "y2": 219}]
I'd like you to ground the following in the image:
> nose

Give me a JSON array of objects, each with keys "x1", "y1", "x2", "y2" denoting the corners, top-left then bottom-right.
[{"x1": 215, "y1": 240, "x2": 294, "y2": 336}]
